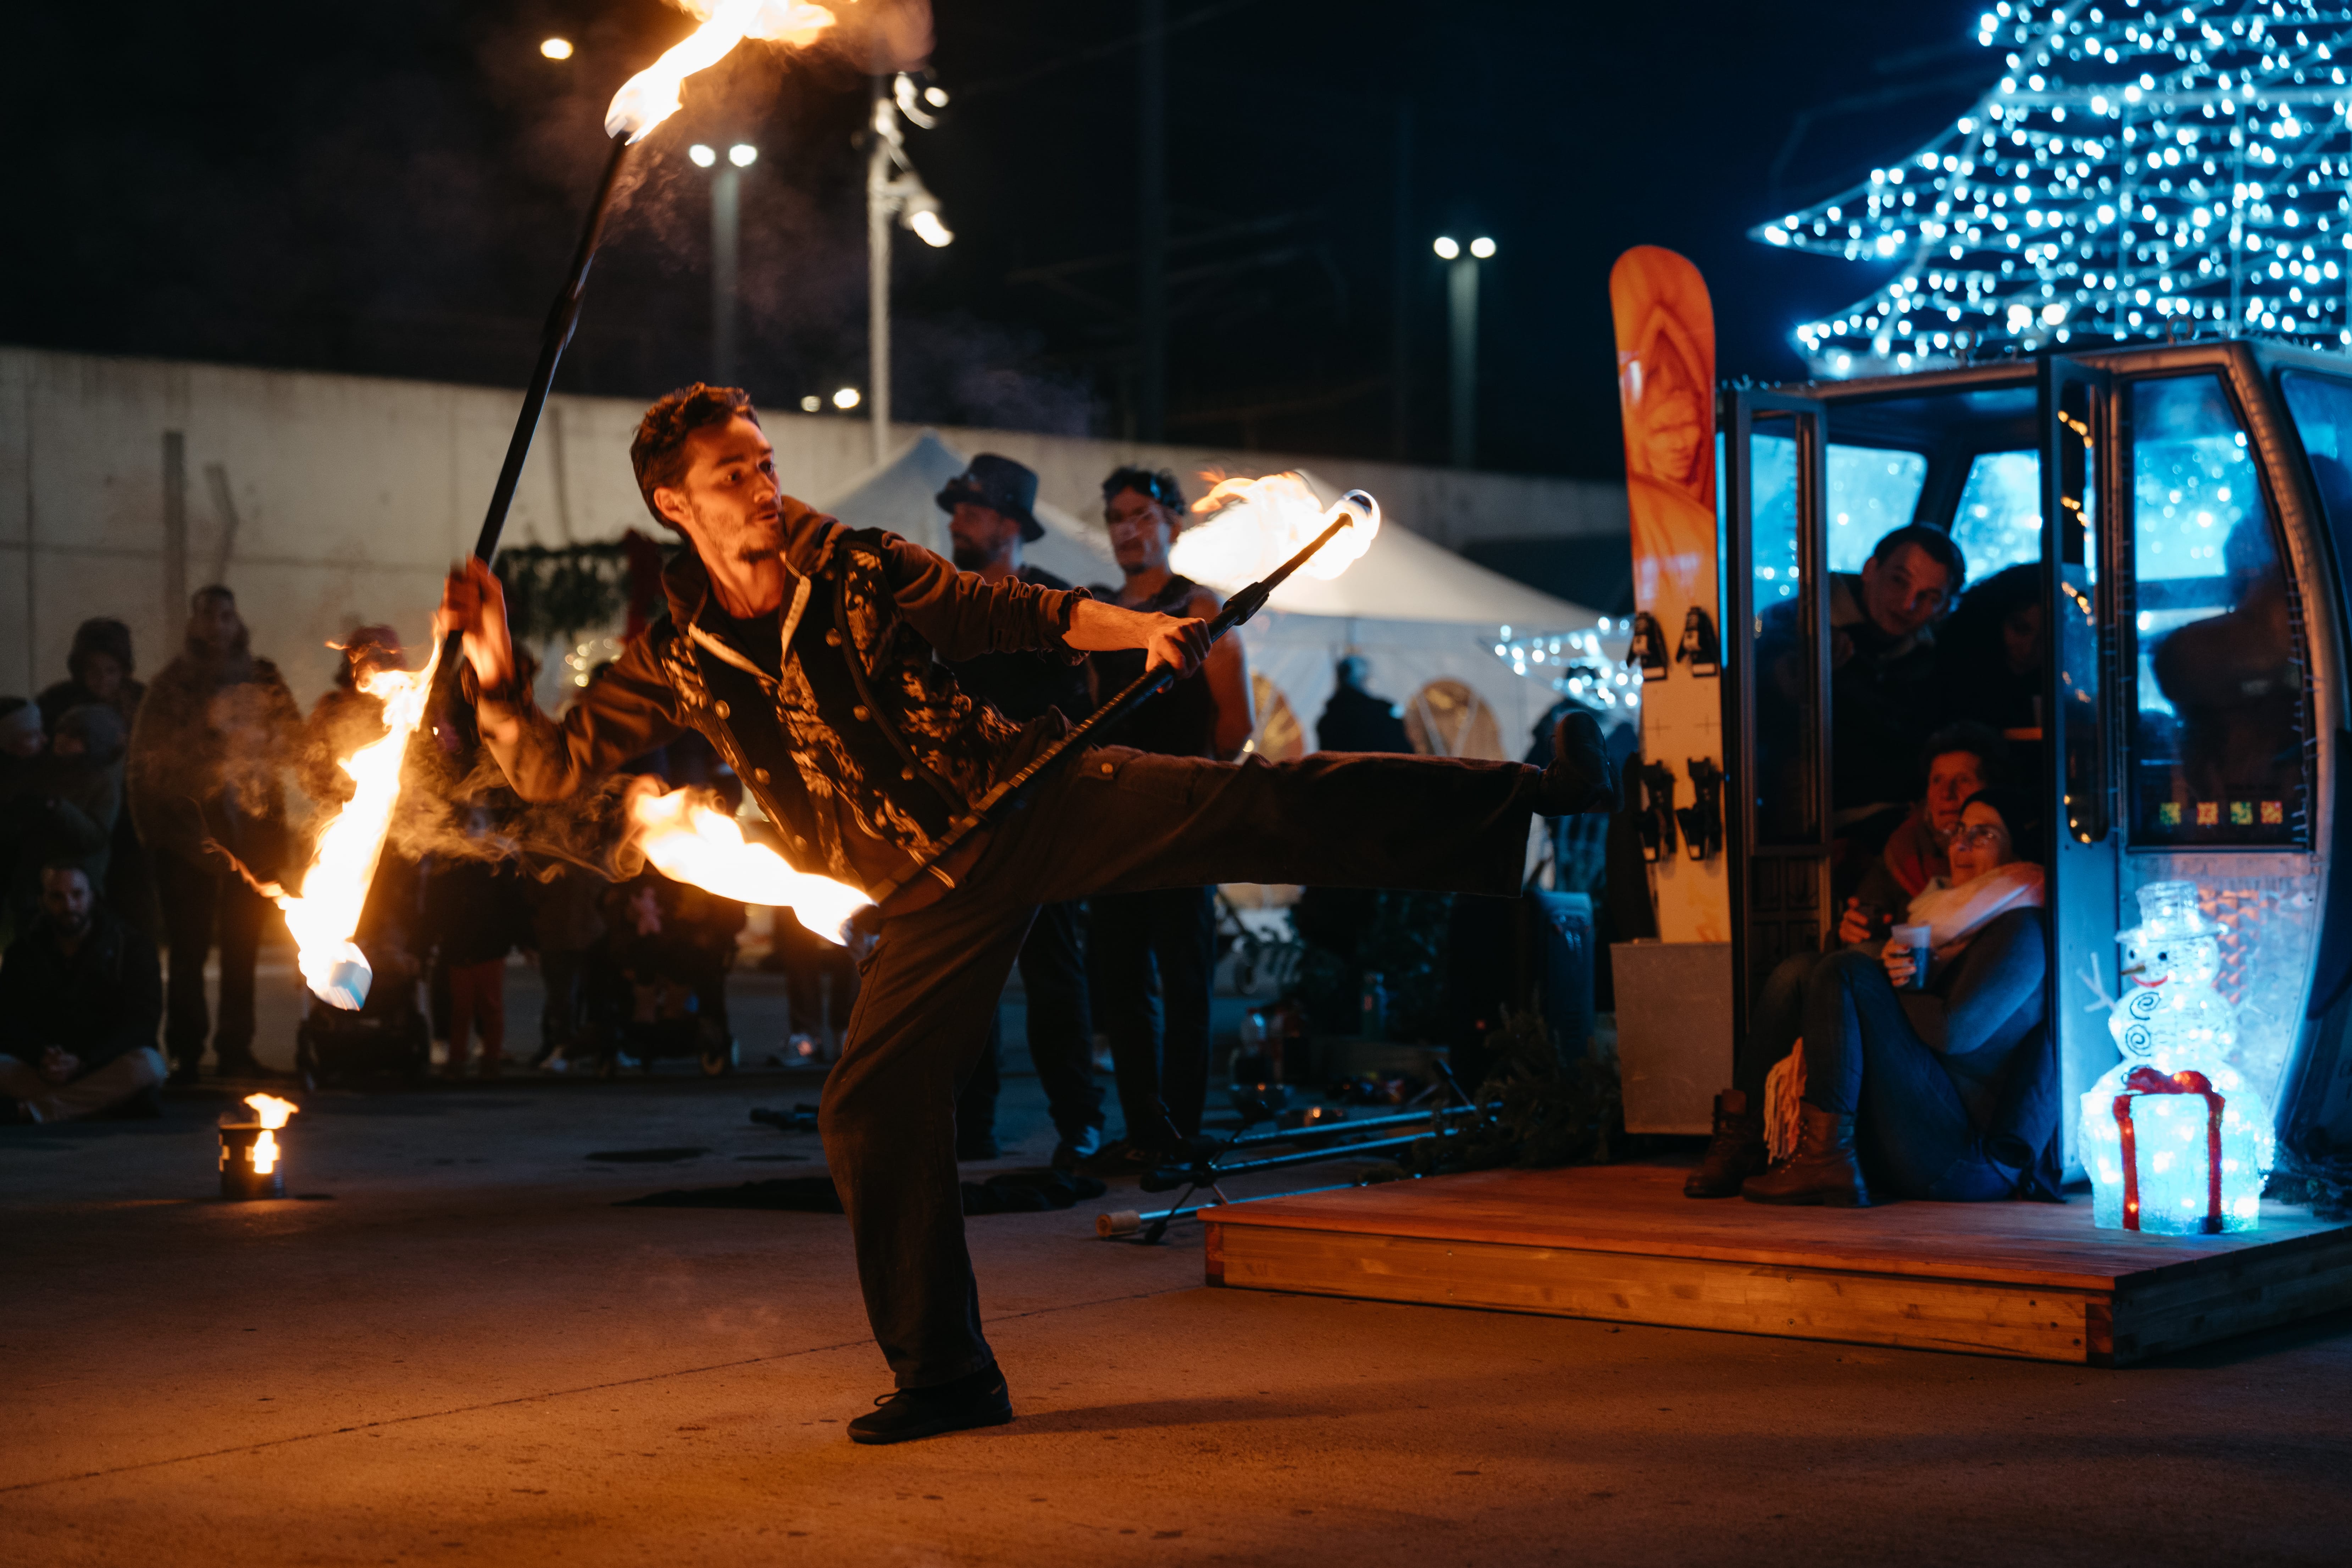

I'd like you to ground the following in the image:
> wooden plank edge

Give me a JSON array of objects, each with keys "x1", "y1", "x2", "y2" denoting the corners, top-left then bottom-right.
[
  {"x1": 2099, "y1": 1225, "x2": 2352, "y2": 1365},
  {"x1": 1211, "y1": 1221, "x2": 2106, "y2": 1365}
]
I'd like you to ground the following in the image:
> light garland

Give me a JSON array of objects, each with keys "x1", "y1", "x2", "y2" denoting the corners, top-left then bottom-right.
[
  {"x1": 1491, "y1": 621, "x2": 1640, "y2": 711},
  {"x1": 1755, "y1": 2, "x2": 2352, "y2": 376}
]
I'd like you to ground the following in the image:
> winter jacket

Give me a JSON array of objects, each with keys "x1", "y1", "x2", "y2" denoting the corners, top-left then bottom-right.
[{"x1": 476, "y1": 499, "x2": 1087, "y2": 890}]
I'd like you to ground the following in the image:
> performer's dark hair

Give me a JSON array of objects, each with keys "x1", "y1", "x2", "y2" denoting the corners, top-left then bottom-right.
[{"x1": 631, "y1": 384, "x2": 760, "y2": 532}]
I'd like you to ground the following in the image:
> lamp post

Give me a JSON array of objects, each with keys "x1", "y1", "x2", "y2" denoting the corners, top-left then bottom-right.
[
  {"x1": 866, "y1": 73, "x2": 954, "y2": 464},
  {"x1": 689, "y1": 141, "x2": 759, "y2": 386},
  {"x1": 1433, "y1": 234, "x2": 1494, "y2": 468}
]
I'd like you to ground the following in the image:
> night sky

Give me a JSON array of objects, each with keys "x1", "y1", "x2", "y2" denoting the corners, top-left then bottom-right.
[{"x1": 13, "y1": 0, "x2": 1993, "y2": 480}]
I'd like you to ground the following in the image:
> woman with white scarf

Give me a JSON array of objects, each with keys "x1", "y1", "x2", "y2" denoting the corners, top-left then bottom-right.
[{"x1": 1690, "y1": 786, "x2": 2062, "y2": 1206}]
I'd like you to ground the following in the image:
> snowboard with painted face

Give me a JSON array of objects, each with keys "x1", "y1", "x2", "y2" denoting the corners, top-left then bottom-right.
[{"x1": 1612, "y1": 246, "x2": 1728, "y2": 943}]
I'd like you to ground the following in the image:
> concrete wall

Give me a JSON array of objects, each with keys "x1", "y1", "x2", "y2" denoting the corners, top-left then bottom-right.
[{"x1": 0, "y1": 346, "x2": 1625, "y2": 706}]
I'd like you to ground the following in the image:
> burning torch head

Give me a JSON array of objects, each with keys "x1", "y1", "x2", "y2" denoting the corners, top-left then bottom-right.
[{"x1": 605, "y1": 2, "x2": 841, "y2": 144}]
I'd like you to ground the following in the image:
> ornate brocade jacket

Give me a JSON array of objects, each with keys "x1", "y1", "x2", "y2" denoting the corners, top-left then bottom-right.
[{"x1": 477, "y1": 499, "x2": 1088, "y2": 889}]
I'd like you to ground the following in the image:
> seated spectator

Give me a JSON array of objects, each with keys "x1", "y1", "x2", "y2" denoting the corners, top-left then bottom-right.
[
  {"x1": 1929, "y1": 562, "x2": 2042, "y2": 736},
  {"x1": 0, "y1": 862, "x2": 166, "y2": 1123},
  {"x1": 1845, "y1": 721, "x2": 2008, "y2": 924},
  {"x1": 1756, "y1": 524, "x2": 1965, "y2": 856},
  {"x1": 1692, "y1": 788, "x2": 2057, "y2": 1204}
]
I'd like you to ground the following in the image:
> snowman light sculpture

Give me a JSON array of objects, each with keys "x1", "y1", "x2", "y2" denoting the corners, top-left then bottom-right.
[{"x1": 2080, "y1": 880, "x2": 2274, "y2": 1234}]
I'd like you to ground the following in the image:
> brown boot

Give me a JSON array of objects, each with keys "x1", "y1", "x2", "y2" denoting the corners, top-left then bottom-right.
[
  {"x1": 1683, "y1": 1090, "x2": 1768, "y2": 1198},
  {"x1": 1742, "y1": 1102, "x2": 1870, "y2": 1207}
]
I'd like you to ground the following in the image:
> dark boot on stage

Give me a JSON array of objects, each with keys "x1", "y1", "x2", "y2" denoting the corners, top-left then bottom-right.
[
  {"x1": 1742, "y1": 1102, "x2": 1871, "y2": 1207},
  {"x1": 1683, "y1": 1089, "x2": 1768, "y2": 1198},
  {"x1": 1537, "y1": 710, "x2": 1617, "y2": 816},
  {"x1": 847, "y1": 1362, "x2": 1014, "y2": 1446}
]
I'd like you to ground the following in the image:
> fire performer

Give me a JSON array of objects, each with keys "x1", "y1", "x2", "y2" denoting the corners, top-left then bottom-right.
[{"x1": 437, "y1": 384, "x2": 1617, "y2": 1445}]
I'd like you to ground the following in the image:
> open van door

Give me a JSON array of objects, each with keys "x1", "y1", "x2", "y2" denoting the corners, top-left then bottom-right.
[
  {"x1": 1725, "y1": 389, "x2": 1832, "y2": 1059},
  {"x1": 2040, "y1": 354, "x2": 2118, "y2": 1181}
]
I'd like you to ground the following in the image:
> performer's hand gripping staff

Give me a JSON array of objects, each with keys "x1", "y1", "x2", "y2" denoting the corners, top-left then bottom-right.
[{"x1": 863, "y1": 489, "x2": 1380, "y2": 908}]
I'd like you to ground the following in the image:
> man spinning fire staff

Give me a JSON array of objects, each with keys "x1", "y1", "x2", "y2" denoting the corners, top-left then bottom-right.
[{"x1": 437, "y1": 383, "x2": 1618, "y2": 1445}]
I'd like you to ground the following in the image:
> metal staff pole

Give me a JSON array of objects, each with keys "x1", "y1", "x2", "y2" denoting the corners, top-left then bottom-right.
[
  {"x1": 427, "y1": 132, "x2": 636, "y2": 713},
  {"x1": 864, "y1": 491, "x2": 1378, "y2": 906}
]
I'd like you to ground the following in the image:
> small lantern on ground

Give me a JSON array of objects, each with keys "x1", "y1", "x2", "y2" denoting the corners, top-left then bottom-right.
[
  {"x1": 2081, "y1": 881, "x2": 2274, "y2": 1234},
  {"x1": 219, "y1": 1093, "x2": 300, "y2": 1200}
]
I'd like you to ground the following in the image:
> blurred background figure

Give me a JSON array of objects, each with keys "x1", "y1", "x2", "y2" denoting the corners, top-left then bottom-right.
[
  {"x1": 936, "y1": 453, "x2": 1104, "y2": 1165},
  {"x1": 128, "y1": 587, "x2": 301, "y2": 1084},
  {"x1": 421, "y1": 803, "x2": 529, "y2": 1080},
  {"x1": 38, "y1": 618, "x2": 153, "y2": 939},
  {"x1": 1314, "y1": 655, "x2": 1410, "y2": 753},
  {"x1": 528, "y1": 863, "x2": 605, "y2": 1073},
  {"x1": 0, "y1": 698, "x2": 106, "y2": 947},
  {"x1": 1084, "y1": 465, "x2": 1252, "y2": 1172}
]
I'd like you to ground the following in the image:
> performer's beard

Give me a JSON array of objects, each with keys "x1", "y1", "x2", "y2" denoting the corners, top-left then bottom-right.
[{"x1": 950, "y1": 541, "x2": 989, "y2": 570}]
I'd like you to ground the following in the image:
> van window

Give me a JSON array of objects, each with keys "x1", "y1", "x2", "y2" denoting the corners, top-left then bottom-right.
[
  {"x1": 1949, "y1": 450, "x2": 2043, "y2": 580},
  {"x1": 2126, "y1": 375, "x2": 2307, "y2": 848},
  {"x1": 1747, "y1": 439, "x2": 1928, "y2": 594}
]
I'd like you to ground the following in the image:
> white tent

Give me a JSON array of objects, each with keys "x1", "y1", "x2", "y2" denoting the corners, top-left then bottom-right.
[{"x1": 815, "y1": 432, "x2": 1609, "y2": 763}]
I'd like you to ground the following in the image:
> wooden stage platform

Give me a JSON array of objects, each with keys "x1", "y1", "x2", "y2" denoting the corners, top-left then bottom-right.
[{"x1": 1201, "y1": 1165, "x2": 2352, "y2": 1365}]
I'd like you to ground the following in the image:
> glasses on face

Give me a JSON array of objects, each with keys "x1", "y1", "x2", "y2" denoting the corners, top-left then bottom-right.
[
  {"x1": 1951, "y1": 822, "x2": 2009, "y2": 850},
  {"x1": 1104, "y1": 507, "x2": 1164, "y2": 534}
]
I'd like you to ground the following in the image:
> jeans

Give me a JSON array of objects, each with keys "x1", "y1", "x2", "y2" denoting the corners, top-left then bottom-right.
[
  {"x1": 0, "y1": 1046, "x2": 166, "y2": 1123},
  {"x1": 819, "y1": 745, "x2": 1539, "y2": 1387},
  {"x1": 953, "y1": 900, "x2": 1102, "y2": 1148},
  {"x1": 1799, "y1": 949, "x2": 2016, "y2": 1202},
  {"x1": 1089, "y1": 885, "x2": 1215, "y2": 1145},
  {"x1": 155, "y1": 848, "x2": 267, "y2": 1070}
]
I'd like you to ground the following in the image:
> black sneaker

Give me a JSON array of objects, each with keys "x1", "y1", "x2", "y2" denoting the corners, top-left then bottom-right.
[{"x1": 847, "y1": 1363, "x2": 1013, "y2": 1446}]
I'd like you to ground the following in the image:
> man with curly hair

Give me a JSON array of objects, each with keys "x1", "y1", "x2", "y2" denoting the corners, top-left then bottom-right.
[{"x1": 438, "y1": 383, "x2": 1615, "y2": 1445}]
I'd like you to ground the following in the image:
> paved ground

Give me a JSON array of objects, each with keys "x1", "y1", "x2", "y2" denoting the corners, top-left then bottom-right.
[{"x1": 7, "y1": 983, "x2": 2351, "y2": 1566}]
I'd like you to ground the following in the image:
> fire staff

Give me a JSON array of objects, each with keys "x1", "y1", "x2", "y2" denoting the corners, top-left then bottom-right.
[{"x1": 437, "y1": 384, "x2": 1618, "y2": 1446}]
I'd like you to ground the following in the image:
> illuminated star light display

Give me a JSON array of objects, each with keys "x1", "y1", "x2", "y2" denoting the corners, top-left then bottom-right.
[{"x1": 1754, "y1": 2, "x2": 2352, "y2": 376}]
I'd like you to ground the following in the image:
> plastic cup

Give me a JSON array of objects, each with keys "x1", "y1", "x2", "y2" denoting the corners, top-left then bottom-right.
[{"x1": 1890, "y1": 923, "x2": 1931, "y2": 990}]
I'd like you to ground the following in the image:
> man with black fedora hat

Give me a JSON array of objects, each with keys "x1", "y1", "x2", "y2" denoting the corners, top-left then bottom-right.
[{"x1": 933, "y1": 454, "x2": 1106, "y2": 1170}]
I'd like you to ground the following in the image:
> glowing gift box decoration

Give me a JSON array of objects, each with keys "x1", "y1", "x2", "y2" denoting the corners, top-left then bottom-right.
[
  {"x1": 218, "y1": 1093, "x2": 300, "y2": 1201},
  {"x1": 2080, "y1": 881, "x2": 2274, "y2": 1234}
]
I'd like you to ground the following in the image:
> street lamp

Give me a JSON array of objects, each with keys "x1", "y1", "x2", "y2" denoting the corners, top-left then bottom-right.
[
  {"x1": 687, "y1": 142, "x2": 759, "y2": 386},
  {"x1": 1433, "y1": 234, "x2": 1496, "y2": 467},
  {"x1": 540, "y1": 37, "x2": 573, "y2": 60},
  {"x1": 866, "y1": 72, "x2": 953, "y2": 464}
]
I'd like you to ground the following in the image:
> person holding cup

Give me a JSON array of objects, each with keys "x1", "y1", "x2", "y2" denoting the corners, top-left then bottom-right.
[
  {"x1": 1739, "y1": 786, "x2": 2055, "y2": 1206},
  {"x1": 1693, "y1": 790, "x2": 2060, "y2": 1213}
]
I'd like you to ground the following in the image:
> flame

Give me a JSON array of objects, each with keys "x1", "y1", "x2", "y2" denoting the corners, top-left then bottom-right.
[
  {"x1": 628, "y1": 784, "x2": 872, "y2": 943},
  {"x1": 1171, "y1": 472, "x2": 1381, "y2": 587},
  {"x1": 267, "y1": 648, "x2": 440, "y2": 1010},
  {"x1": 240, "y1": 1094, "x2": 297, "y2": 1175},
  {"x1": 606, "y1": 0, "x2": 838, "y2": 143},
  {"x1": 243, "y1": 1093, "x2": 299, "y2": 1129}
]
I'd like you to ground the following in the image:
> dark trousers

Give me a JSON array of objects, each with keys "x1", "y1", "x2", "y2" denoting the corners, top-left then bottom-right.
[
  {"x1": 1732, "y1": 947, "x2": 1826, "y2": 1103},
  {"x1": 1797, "y1": 950, "x2": 2013, "y2": 1202},
  {"x1": 537, "y1": 949, "x2": 588, "y2": 1060},
  {"x1": 954, "y1": 900, "x2": 1102, "y2": 1148},
  {"x1": 1090, "y1": 885, "x2": 1215, "y2": 1145},
  {"x1": 819, "y1": 746, "x2": 1538, "y2": 1387},
  {"x1": 156, "y1": 847, "x2": 267, "y2": 1069}
]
